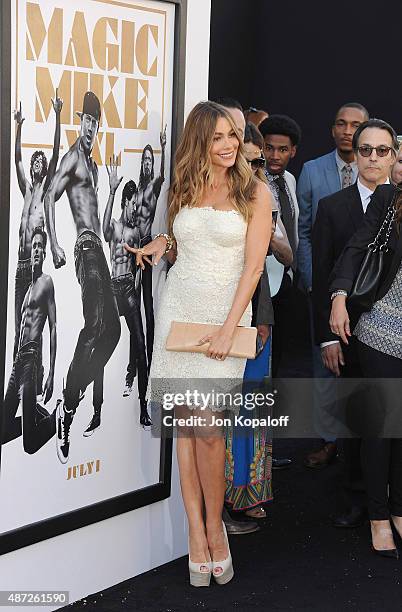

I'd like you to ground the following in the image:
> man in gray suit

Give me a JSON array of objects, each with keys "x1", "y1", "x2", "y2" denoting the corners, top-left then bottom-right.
[{"x1": 297, "y1": 102, "x2": 368, "y2": 468}]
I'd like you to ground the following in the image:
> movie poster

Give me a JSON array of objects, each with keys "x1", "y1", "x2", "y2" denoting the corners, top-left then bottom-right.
[{"x1": 0, "y1": 0, "x2": 176, "y2": 537}]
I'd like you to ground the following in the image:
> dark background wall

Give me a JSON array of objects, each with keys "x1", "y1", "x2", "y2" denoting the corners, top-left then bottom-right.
[{"x1": 209, "y1": 0, "x2": 402, "y2": 176}]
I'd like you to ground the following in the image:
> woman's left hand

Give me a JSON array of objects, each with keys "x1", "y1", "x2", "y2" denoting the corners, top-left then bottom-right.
[
  {"x1": 124, "y1": 236, "x2": 167, "y2": 270},
  {"x1": 198, "y1": 327, "x2": 234, "y2": 360}
]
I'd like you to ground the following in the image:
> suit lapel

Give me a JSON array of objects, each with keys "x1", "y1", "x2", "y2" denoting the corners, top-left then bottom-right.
[
  {"x1": 284, "y1": 171, "x2": 299, "y2": 251},
  {"x1": 346, "y1": 184, "x2": 364, "y2": 230},
  {"x1": 324, "y1": 151, "x2": 341, "y2": 193}
]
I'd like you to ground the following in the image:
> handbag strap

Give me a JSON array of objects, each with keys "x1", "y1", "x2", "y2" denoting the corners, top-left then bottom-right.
[{"x1": 370, "y1": 190, "x2": 398, "y2": 252}]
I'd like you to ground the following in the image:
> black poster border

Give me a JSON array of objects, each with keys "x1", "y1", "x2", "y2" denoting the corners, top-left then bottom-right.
[{"x1": 0, "y1": 0, "x2": 187, "y2": 556}]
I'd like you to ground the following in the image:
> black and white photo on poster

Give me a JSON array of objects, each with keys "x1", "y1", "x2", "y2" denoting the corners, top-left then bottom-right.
[
  {"x1": 3, "y1": 227, "x2": 57, "y2": 455},
  {"x1": 2, "y1": 92, "x2": 62, "y2": 453},
  {"x1": 0, "y1": 0, "x2": 181, "y2": 547}
]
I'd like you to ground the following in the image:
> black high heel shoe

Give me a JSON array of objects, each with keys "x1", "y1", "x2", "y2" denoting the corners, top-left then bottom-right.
[{"x1": 371, "y1": 522, "x2": 399, "y2": 559}]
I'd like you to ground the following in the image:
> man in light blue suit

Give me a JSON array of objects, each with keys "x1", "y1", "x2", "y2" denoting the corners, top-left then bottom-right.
[{"x1": 297, "y1": 103, "x2": 369, "y2": 468}]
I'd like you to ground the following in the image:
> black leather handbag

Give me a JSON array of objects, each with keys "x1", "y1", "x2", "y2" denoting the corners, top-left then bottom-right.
[{"x1": 348, "y1": 197, "x2": 396, "y2": 312}]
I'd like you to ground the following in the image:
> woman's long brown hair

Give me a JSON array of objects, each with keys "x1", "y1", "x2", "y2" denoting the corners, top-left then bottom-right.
[{"x1": 167, "y1": 101, "x2": 257, "y2": 236}]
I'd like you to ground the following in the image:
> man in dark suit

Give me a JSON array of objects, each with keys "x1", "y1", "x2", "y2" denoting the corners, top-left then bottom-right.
[
  {"x1": 312, "y1": 118, "x2": 398, "y2": 527},
  {"x1": 298, "y1": 103, "x2": 369, "y2": 468}
]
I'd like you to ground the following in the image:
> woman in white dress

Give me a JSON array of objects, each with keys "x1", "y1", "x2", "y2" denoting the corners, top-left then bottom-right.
[{"x1": 126, "y1": 101, "x2": 272, "y2": 586}]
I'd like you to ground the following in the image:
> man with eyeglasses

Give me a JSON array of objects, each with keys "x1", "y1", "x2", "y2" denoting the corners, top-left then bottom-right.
[
  {"x1": 312, "y1": 118, "x2": 398, "y2": 528},
  {"x1": 297, "y1": 103, "x2": 369, "y2": 471}
]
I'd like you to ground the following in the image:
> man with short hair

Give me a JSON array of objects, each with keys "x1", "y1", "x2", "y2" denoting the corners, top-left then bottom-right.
[
  {"x1": 45, "y1": 91, "x2": 121, "y2": 463},
  {"x1": 297, "y1": 103, "x2": 369, "y2": 468},
  {"x1": 2, "y1": 228, "x2": 57, "y2": 454},
  {"x1": 313, "y1": 118, "x2": 397, "y2": 526},
  {"x1": 136, "y1": 128, "x2": 167, "y2": 369},
  {"x1": 259, "y1": 114, "x2": 302, "y2": 377},
  {"x1": 13, "y1": 94, "x2": 62, "y2": 392},
  {"x1": 215, "y1": 97, "x2": 246, "y2": 139},
  {"x1": 103, "y1": 159, "x2": 152, "y2": 427},
  {"x1": 298, "y1": 102, "x2": 369, "y2": 290}
]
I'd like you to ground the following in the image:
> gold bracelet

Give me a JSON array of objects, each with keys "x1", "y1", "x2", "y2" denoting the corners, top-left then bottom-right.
[{"x1": 153, "y1": 232, "x2": 174, "y2": 254}]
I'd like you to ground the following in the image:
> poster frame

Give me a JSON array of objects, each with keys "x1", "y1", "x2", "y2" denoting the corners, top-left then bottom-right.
[{"x1": 0, "y1": 0, "x2": 187, "y2": 556}]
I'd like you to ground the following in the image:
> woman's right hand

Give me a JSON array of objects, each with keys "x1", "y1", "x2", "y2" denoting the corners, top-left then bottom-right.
[
  {"x1": 329, "y1": 295, "x2": 351, "y2": 345},
  {"x1": 124, "y1": 236, "x2": 167, "y2": 270}
]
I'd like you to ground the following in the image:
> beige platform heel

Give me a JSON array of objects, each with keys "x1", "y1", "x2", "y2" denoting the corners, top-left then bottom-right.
[
  {"x1": 188, "y1": 539, "x2": 212, "y2": 587},
  {"x1": 212, "y1": 522, "x2": 234, "y2": 585}
]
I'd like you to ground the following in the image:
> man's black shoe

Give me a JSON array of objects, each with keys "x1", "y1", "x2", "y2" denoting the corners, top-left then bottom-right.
[
  {"x1": 222, "y1": 507, "x2": 260, "y2": 534},
  {"x1": 272, "y1": 457, "x2": 292, "y2": 470},
  {"x1": 140, "y1": 400, "x2": 152, "y2": 428},
  {"x1": 332, "y1": 507, "x2": 368, "y2": 528},
  {"x1": 83, "y1": 408, "x2": 101, "y2": 437}
]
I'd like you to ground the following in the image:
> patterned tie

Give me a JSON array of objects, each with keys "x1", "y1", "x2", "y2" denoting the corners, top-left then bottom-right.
[
  {"x1": 274, "y1": 174, "x2": 297, "y2": 270},
  {"x1": 342, "y1": 163, "x2": 353, "y2": 189}
]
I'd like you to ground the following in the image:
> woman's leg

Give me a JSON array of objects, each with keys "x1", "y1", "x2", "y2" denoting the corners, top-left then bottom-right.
[
  {"x1": 193, "y1": 409, "x2": 228, "y2": 562},
  {"x1": 176, "y1": 405, "x2": 209, "y2": 563},
  {"x1": 388, "y1": 354, "x2": 402, "y2": 526},
  {"x1": 357, "y1": 340, "x2": 401, "y2": 550},
  {"x1": 360, "y1": 439, "x2": 391, "y2": 519},
  {"x1": 389, "y1": 439, "x2": 402, "y2": 525}
]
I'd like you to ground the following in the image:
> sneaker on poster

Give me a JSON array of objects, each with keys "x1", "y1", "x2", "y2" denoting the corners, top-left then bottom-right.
[
  {"x1": 83, "y1": 408, "x2": 101, "y2": 437},
  {"x1": 56, "y1": 399, "x2": 73, "y2": 464}
]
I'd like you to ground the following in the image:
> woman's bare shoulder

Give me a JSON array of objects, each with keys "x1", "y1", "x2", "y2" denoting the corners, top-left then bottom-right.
[{"x1": 252, "y1": 178, "x2": 272, "y2": 210}]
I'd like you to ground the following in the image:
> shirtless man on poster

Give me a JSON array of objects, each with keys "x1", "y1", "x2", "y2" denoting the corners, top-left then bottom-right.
[
  {"x1": 13, "y1": 93, "x2": 62, "y2": 393},
  {"x1": 45, "y1": 91, "x2": 121, "y2": 464},
  {"x1": 136, "y1": 126, "x2": 167, "y2": 369},
  {"x1": 2, "y1": 227, "x2": 57, "y2": 454},
  {"x1": 102, "y1": 158, "x2": 152, "y2": 427}
]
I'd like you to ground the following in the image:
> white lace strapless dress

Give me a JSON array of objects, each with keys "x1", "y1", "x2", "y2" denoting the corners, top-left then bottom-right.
[{"x1": 148, "y1": 206, "x2": 252, "y2": 411}]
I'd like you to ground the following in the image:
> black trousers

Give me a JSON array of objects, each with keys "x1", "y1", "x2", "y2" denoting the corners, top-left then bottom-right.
[
  {"x1": 112, "y1": 274, "x2": 148, "y2": 401},
  {"x1": 271, "y1": 273, "x2": 293, "y2": 378},
  {"x1": 337, "y1": 338, "x2": 366, "y2": 512},
  {"x1": 357, "y1": 340, "x2": 402, "y2": 519},
  {"x1": 2, "y1": 341, "x2": 55, "y2": 454},
  {"x1": 140, "y1": 235, "x2": 154, "y2": 369},
  {"x1": 64, "y1": 232, "x2": 121, "y2": 413}
]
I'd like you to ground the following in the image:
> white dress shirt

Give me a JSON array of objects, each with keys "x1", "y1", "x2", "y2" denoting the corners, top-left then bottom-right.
[
  {"x1": 335, "y1": 150, "x2": 358, "y2": 186},
  {"x1": 357, "y1": 178, "x2": 375, "y2": 213}
]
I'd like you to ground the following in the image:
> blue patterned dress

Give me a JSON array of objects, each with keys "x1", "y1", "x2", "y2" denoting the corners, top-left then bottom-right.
[{"x1": 224, "y1": 335, "x2": 273, "y2": 511}]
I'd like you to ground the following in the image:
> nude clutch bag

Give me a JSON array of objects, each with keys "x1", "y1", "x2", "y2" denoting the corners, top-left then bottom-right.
[{"x1": 166, "y1": 321, "x2": 257, "y2": 359}]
